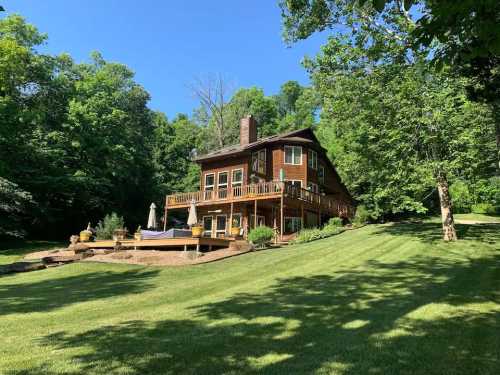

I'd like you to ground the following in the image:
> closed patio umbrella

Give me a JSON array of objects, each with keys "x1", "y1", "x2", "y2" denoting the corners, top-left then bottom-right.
[
  {"x1": 147, "y1": 203, "x2": 157, "y2": 229},
  {"x1": 187, "y1": 199, "x2": 198, "y2": 227}
]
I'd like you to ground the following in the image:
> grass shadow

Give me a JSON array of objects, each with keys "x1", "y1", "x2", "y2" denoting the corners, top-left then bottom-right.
[
  {"x1": 26, "y1": 246, "x2": 500, "y2": 374},
  {"x1": 373, "y1": 222, "x2": 500, "y2": 244},
  {"x1": 0, "y1": 268, "x2": 159, "y2": 316}
]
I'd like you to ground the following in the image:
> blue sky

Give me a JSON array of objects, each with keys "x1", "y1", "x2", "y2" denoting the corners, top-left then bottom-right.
[{"x1": 1, "y1": 1, "x2": 329, "y2": 118}]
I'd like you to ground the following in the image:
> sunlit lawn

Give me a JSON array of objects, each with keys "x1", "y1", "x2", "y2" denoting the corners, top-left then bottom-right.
[
  {"x1": 0, "y1": 222, "x2": 499, "y2": 374},
  {"x1": 454, "y1": 213, "x2": 500, "y2": 223}
]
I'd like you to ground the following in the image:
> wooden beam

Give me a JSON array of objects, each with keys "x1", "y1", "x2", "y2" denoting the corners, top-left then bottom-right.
[
  {"x1": 301, "y1": 203, "x2": 304, "y2": 230},
  {"x1": 163, "y1": 197, "x2": 168, "y2": 231},
  {"x1": 229, "y1": 201, "x2": 234, "y2": 235},
  {"x1": 254, "y1": 199, "x2": 257, "y2": 228},
  {"x1": 280, "y1": 193, "x2": 284, "y2": 241}
]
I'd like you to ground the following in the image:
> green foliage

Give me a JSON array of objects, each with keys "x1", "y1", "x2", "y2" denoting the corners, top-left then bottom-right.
[
  {"x1": 95, "y1": 213, "x2": 125, "y2": 240},
  {"x1": 248, "y1": 226, "x2": 275, "y2": 247},
  {"x1": 352, "y1": 205, "x2": 372, "y2": 225},
  {"x1": 0, "y1": 177, "x2": 33, "y2": 238},
  {"x1": 293, "y1": 218, "x2": 345, "y2": 244},
  {"x1": 470, "y1": 203, "x2": 499, "y2": 215},
  {"x1": 449, "y1": 181, "x2": 472, "y2": 213}
]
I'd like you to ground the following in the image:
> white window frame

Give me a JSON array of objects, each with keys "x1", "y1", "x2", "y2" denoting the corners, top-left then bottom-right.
[
  {"x1": 250, "y1": 214, "x2": 265, "y2": 229},
  {"x1": 252, "y1": 149, "x2": 266, "y2": 174},
  {"x1": 308, "y1": 149, "x2": 318, "y2": 170},
  {"x1": 318, "y1": 165, "x2": 325, "y2": 184},
  {"x1": 204, "y1": 173, "x2": 215, "y2": 191},
  {"x1": 202, "y1": 215, "x2": 213, "y2": 237},
  {"x1": 284, "y1": 217, "x2": 302, "y2": 233},
  {"x1": 231, "y1": 168, "x2": 243, "y2": 186},
  {"x1": 217, "y1": 171, "x2": 229, "y2": 190},
  {"x1": 284, "y1": 145, "x2": 302, "y2": 165},
  {"x1": 215, "y1": 214, "x2": 227, "y2": 236}
]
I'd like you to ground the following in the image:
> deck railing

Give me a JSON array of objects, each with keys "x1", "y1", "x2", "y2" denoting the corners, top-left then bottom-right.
[{"x1": 166, "y1": 181, "x2": 354, "y2": 216}]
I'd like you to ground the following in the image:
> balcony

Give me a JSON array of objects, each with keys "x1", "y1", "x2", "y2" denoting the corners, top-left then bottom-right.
[{"x1": 166, "y1": 181, "x2": 354, "y2": 217}]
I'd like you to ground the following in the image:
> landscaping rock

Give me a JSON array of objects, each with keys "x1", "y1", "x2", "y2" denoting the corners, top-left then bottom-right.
[
  {"x1": 7, "y1": 261, "x2": 46, "y2": 273},
  {"x1": 92, "y1": 248, "x2": 114, "y2": 255},
  {"x1": 42, "y1": 254, "x2": 84, "y2": 264},
  {"x1": 68, "y1": 243, "x2": 89, "y2": 253}
]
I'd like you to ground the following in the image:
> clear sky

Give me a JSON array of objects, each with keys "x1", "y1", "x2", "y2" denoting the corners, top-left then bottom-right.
[{"x1": 1, "y1": 0, "x2": 329, "y2": 118}]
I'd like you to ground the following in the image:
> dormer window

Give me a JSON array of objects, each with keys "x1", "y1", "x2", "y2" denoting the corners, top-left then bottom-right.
[
  {"x1": 252, "y1": 149, "x2": 266, "y2": 174},
  {"x1": 284, "y1": 145, "x2": 302, "y2": 165},
  {"x1": 308, "y1": 149, "x2": 318, "y2": 170}
]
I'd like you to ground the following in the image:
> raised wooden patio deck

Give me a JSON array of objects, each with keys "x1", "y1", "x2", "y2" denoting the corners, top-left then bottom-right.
[{"x1": 82, "y1": 237, "x2": 233, "y2": 251}]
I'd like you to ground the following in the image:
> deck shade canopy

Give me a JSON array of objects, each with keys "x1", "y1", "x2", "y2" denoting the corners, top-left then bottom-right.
[
  {"x1": 187, "y1": 199, "x2": 198, "y2": 227},
  {"x1": 147, "y1": 203, "x2": 157, "y2": 229}
]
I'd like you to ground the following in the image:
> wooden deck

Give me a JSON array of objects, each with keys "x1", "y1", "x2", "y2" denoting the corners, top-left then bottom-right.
[
  {"x1": 82, "y1": 237, "x2": 233, "y2": 250},
  {"x1": 166, "y1": 181, "x2": 354, "y2": 217}
]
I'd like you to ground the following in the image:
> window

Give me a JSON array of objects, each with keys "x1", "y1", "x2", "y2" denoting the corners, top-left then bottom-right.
[
  {"x1": 286, "y1": 180, "x2": 302, "y2": 189},
  {"x1": 250, "y1": 215, "x2": 265, "y2": 229},
  {"x1": 308, "y1": 149, "x2": 318, "y2": 170},
  {"x1": 308, "y1": 182, "x2": 319, "y2": 194},
  {"x1": 216, "y1": 215, "x2": 227, "y2": 237},
  {"x1": 231, "y1": 213, "x2": 242, "y2": 228},
  {"x1": 252, "y1": 149, "x2": 266, "y2": 174},
  {"x1": 217, "y1": 171, "x2": 228, "y2": 199},
  {"x1": 232, "y1": 169, "x2": 243, "y2": 186},
  {"x1": 203, "y1": 216, "x2": 213, "y2": 237},
  {"x1": 318, "y1": 165, "x2": 325, "y2": 184},
  {"x1": 204, "y1": 173, "x2": 215, "y2": 190},
  {"x1": 284, "y1": 145, "x2": 302, "y2": 165},
  {"x1": 285, "y1": 217, "x2": 302, "y2": 233}
]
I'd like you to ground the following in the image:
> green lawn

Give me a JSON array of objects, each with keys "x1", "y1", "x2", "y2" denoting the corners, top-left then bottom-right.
[
  {"x1": 0, "y1": 240, "x2": 64, "y2": 265},
  {"x1": 454, "y1": 213, "x2": 500, "y2": 223},
  {"x1": 1, "y1": 223, "x2": 499, "y2": 374}
]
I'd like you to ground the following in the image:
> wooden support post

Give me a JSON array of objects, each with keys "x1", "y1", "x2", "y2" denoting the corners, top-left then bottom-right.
[
  {"x1": 163, "y1": 197, "x2": 168, "y2": 231},
  {"x1": 318, "y1": 207, "x2": 321, "y2": 227},
  {"x1": 229, "y1": 202, "x2": 234, "y2": 237},
  {"x1": 196, "y1": 243, "x2": 200, "y2": 255},
  {"x1": 280, "y1": 194, "x2": 284, "y2": 241},
  {"x1": 254, "y1": 199, "x2": 257, "y2": 228},
  {"x1": 301, "y1": 203, "x2": 304, "y2": 230},
  {"x1": 183, "y1": 244, "x2": 187, "y2": 252}
]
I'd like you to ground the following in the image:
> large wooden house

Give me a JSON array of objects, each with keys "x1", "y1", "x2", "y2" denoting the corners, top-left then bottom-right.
[{"x1": 164, "y1": 116, "x2": 354, "y2": 241}]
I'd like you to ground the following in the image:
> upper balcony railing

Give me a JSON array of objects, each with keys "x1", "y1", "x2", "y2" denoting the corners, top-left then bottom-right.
[{"x1": 166, "y1": 181, "x2": 354, "y2": 217}]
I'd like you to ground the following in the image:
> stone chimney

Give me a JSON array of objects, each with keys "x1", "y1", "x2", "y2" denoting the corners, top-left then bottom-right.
[{"x1": 240, "y1": 115, "x2": 257, "y2": 146}]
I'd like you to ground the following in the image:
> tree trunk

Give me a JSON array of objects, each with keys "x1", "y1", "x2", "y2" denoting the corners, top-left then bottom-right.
[{"x1": 436, "y1": 173, "x2": 458, "y2": 241}]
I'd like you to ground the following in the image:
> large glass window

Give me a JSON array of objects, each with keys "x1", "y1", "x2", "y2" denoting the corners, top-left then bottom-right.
[
  {"x1": 318, "y1": 165, "x2": 325, "y2": 184},
  {"x1": 308, "y1": 149, "x2": 318, "y2": 170},
  {"x1": 204, "y1": 173, "x2": 215, "y2": 190},
  {"x1": 252, "y1": 149, "x2": 266, "y2": 174},
  {"x1": 284, "y1": 145, "x2": 302, "y2": 165},
  {"x1": 218, "y1": 172, "x2": 228, "y2": 189},
  {"x1": 203, "y1": 216, "x2": 213, "y2": 237},
  {"x1": 232, "y1": 213, "x2": 242, "y2": 228},
  {"x1": 285, "y1": 217, "x2": 302, "y2": 233},
  {"x1": 232, "y1": 169, "x2": 243, "y2": 186},
  {"x1": 216, "y1": 215, "x2": 227, "y2": 236}
]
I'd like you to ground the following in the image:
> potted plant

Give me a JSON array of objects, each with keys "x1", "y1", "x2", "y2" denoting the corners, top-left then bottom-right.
[
  {"x1": 134, "y1": 225, "x2": 142, "y2": 241},
  {"x1": 79, "y1": 222, "x2": 92, "y2": 242},
  {"x1": 230, "y1": 218, "x2": 241, "y2": 237},
  {"x1": 191, "y1": 223, "x2": 203, "y2": 238},
  {"x1": 113, "y1": 227, "x2": 128, "y2": 241}
]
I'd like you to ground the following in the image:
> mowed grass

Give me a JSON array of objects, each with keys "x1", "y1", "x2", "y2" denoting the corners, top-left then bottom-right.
[
  {"x1": 454, "y1": 213, "x2": 500, "y2": 223},
  {"x1": 0, "y1": 223, "x2": 499, "y2": 374}
]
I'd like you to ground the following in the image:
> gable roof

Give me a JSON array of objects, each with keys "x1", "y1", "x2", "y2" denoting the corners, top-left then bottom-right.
[{"x1": 194, "y1": 128, "x2": 321, "y2": 163}]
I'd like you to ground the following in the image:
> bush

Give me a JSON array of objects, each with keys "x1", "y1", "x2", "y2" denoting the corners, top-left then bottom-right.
[
  {"x1": 470, "y1": 203, "x2": 499, "y2": 215},
  {"x1": 353, "y1": 205, "x2": 371, "y2": 225},
  {"x1": 327, "y1": 217, "x2": 343, "y2": 227},
  {"x1": 248, "y1": 226, "x2": 275, "y2": 248},
  {"x1": 449, "y1": 180, "x2": 471, "y2": 213},
  {"x1": 96, "y1": 212, "x2": 125, "y2": 240}
]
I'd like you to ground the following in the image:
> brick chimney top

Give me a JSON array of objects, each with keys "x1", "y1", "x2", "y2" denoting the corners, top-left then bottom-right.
[{"x1": 240, "y1": 115, "x2": 257, "y2": 146}]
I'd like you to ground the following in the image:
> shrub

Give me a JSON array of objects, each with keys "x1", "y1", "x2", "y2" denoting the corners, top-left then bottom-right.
[
  {"x1": 248, "y1": 226, "x2": 275, "y2": 248},
  {"x1": 96, "y1": 212, "x2": 125, "y2": 240},
  {"x1": 353, "y1": 205, "x2": 371, "y2": 225},
  {"x1": 470, "y1": 203, "x2": 499, "y2": 215},
  {"x1": 327, "y1": 217, "x2": 343, "y2": 227},
  {"x1": 449, "y1": 180, "x2": 471, "y2": 213},
  {"x1": 293, "y1": 228, "x2": 323, "y2": 243}
]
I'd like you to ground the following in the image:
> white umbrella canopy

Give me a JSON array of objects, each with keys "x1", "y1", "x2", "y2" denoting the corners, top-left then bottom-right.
[
  {"x1": 147, "y1": 203, "x2": 157, "y2": 229},
  {"x1": 187, "y1": 199, "x2": 198, "y2": 227}
]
